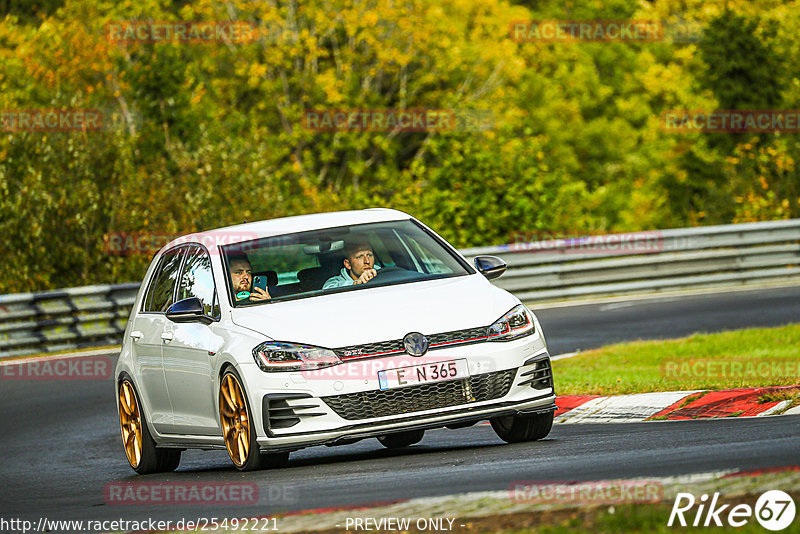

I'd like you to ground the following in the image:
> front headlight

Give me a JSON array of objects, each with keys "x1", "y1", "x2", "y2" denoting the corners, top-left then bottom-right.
[
  {"x1": 487, "y1": 304, "x2": 535, "y2": 341},
  {"x1": 252, "y1": 342, "x2": 342, "y2": 372}
]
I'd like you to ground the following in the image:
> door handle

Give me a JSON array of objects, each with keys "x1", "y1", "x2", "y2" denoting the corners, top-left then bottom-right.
[
  {"x1": 161, "y1": 332, "x2": 174, "y2": 343},
  {"x1": 130, "y1": 331, "x2": 143, "y2": 341}
]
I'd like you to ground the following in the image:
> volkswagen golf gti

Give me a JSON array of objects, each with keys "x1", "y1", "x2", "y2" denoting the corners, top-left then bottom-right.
[{"x1": 115, "y1": 209, "x2": 556, "y2": 473}]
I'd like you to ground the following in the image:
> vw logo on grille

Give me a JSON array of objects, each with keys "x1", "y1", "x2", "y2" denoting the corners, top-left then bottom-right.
[{"x1": 403, "y1": 332, "x2": 429, "y2": 357}]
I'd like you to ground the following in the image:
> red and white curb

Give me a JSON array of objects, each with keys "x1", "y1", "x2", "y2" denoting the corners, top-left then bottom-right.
[
  {"x1": 4, "y1": 350, "x2": 798, "y2": 422},
  {"x1": 555, "y1": 385, "x2": 800, "y2": 423}
]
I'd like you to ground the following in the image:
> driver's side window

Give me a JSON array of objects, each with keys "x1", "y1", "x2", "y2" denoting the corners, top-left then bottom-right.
[
  {"x1": 143, "y1": 247, "x2": 185, "y2": 313},
  {"x1": 177, "y1": 246, "x2": 219, "y2": 318}
]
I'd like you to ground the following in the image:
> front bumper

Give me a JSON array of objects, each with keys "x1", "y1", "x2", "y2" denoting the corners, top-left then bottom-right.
[
  {"x1": 258, "y1": 393, "x2": 556, "y2": 452},
  {"x1": 242, "y1": 334, "x2": 555, "y2": 451}
]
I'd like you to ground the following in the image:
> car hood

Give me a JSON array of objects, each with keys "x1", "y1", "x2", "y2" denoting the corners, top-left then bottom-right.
[{"x1": 230, "y1": 274, "x2": 518, "y2": 348}]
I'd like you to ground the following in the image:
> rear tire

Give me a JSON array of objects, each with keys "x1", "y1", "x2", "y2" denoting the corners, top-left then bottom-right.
[
  {"x1": 118, "y1": 378, "x2": 181, "y2": 474},
  {"x1": 377, "y1": 430, "x2": 424, "y2": 449},
  {"x1": 490, "y1": 411, "x2": 553, "y2": 443}
]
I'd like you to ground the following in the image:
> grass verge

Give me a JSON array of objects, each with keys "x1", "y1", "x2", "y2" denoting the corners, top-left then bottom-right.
[
  {"x1": 552, "y1": 324, "x2": 800, "y2": 395},
  {"x1": 259, "y1": 468, "x2": 800, "y2": 534},
  {"x1": 475, "y1": 494, "x2": 798, "y2": 534}
]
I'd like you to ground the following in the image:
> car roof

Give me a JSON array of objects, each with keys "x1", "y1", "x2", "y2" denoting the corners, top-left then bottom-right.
[{"x1": 161, "y1": 208, "x2": 412, "y2": 252}]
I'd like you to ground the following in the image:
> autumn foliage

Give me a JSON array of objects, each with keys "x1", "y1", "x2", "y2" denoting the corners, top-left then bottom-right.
[{"x1": 1, "y1": 0, "x2": 799, "y2": 292}]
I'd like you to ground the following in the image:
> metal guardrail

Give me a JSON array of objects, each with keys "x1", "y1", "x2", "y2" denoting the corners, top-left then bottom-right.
[
  {"x1": 1, "y1": 219, "x2": 799, "y2": 358},
  {"x1": 460, "y1": 219, "x2": 800, "y2": 301},
  {"x1": 0, "y1": 284, "x2": 140, "y2": 359}
]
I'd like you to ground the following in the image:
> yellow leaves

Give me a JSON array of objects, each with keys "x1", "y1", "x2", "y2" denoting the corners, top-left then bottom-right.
[
  {"x1": 362, "y1": 10, "x2": 379, "y2": 27},
  {"x1": 318, "y1": 70, "x2": 344, "y2": 103},
  {"x1": 759, "y1": 176, "x2": 769, "y2": 190},
  {"x1": 247, "y1": 62, "x2": 267, "y2": 88},
  {"x1": 190, "y1": 89, "x2": 204, "y2": 106},
  {"x1": 673, "y1": 47, "x2": 696, "y2": 63}
]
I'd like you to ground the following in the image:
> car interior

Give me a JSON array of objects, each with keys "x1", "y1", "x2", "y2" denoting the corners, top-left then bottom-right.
[{"x1": 225, "y1": 221, "x2": 463, "y2": 304}]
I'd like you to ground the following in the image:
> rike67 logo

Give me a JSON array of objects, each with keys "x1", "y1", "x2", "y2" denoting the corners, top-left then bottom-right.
[{"x1": 668, "y1": 490, "x2": 796, "y2": 530}]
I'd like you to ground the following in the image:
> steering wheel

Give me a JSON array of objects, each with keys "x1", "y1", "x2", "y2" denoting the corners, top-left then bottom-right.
[{"x1": 370, "y1": 266, "x2": 424, "y2": 284}]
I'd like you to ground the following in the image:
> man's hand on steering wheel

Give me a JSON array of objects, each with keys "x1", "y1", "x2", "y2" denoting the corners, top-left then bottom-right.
[{"x1": 354, "y1": 268, "x2": 377, "y2": 284}]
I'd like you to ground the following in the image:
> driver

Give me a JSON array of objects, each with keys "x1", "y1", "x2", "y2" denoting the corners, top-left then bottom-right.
[
  {"x1": 228, "y1": 254, "x2": 271, "y2": 301},
  {"x1": 323, "y1": 237, "x2": 379, "y2": 289}
]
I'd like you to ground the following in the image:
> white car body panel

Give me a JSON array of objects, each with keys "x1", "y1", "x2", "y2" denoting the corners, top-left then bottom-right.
[
  {"x1": 230, "y1": 274, "x2": 517, "y2": 348},
  {"x1": 115, "y1": 209, "x2": 556, "y2": 455}
]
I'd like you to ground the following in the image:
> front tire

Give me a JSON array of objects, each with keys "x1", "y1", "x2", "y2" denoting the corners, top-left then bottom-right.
[
  {"x1": 118, "y1": 378, "x2": 181, "y2": 474},
  {"x1": 377, "y1": 430, "x2": 425, "y2": 449},
  {"x1": 219, "y1": 368, "x2": 289, "y2": 471},
  {"x1": 490, "y1": 411, "x2": 554, "y2": 443}
]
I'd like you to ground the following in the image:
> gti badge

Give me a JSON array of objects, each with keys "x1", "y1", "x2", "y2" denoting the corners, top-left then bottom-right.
[{"x1": 403, "y1": 332, "x2": 429, "y2": 357}]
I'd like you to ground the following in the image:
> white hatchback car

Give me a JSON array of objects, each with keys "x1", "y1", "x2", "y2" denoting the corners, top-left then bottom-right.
[{"x1": 115, "y1": 209, "x2": 556, "y2": 473}]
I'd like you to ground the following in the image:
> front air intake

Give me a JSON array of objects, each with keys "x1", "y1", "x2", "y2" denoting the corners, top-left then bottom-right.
[
  {"x1": 518, "y1": 355, "x2": 553, "y2": 391},
  {"x1": 262, "y1": 393, "x2": 325, "y2": 434}
]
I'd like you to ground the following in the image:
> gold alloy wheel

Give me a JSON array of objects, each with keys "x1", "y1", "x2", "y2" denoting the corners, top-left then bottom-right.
[
  {"x1": 118, "y1": 381, "x2": 143, "y2": 468},
  {"x1": 219, "y1": 373, "x2": 251, "y2": 467}
]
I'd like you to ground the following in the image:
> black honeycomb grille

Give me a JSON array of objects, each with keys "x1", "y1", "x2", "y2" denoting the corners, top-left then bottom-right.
[{"x1": 321, "y1": 369, "x2": 517, "y2": 420}]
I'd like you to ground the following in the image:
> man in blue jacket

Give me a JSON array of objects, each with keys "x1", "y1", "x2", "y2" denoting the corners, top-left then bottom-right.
[{"x1": 323, "y1": 237, "x2": 379, "y2": 288}]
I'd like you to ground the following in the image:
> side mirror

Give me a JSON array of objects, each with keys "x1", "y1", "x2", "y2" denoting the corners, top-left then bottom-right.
[
  {"x1": 474, "y1": 255, "x2": 507, "y2": 280},
  {"x1": 166, "y1": 297, "x2": 213, "y2": 325}
]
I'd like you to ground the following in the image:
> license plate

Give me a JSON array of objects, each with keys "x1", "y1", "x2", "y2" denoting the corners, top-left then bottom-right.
[{"x1": 377, "y1": 359, "x2": 469, "y2": 390}]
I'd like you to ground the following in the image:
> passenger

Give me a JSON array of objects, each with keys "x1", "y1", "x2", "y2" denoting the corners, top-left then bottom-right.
[
  {"x1": 228, "y1": 254, "x2": 271, "y2": 301},
  {"x1": 323, "y1": 238, "x2": 379, "y2": 288}
]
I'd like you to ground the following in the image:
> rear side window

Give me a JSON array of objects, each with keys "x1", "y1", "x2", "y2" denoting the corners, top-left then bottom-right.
[
  {"x1": 143, "y1": 248, "x2": 185, "y2": 312},
  {"x1": 177, "y1": 245, "x2": 219, "y2": 317}
]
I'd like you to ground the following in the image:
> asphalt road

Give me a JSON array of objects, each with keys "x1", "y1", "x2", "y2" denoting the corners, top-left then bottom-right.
[
  {"x1": 534, "y1": 284, "x2": 800, "y2": 355},
  {"x1": 1, "y1": 285, "x2": 800, "y2": 527}
]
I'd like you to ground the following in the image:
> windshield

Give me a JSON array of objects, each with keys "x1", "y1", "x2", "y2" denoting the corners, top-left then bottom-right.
[{"x1": 221, "y1": 219, "x2": 473, "y2": 306}]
